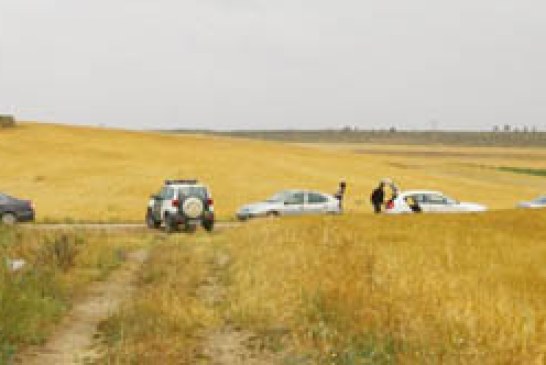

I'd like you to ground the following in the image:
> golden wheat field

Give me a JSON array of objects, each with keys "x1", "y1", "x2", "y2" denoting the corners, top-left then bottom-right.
[
  {"x1": 0, "y1": 123, "x2": 545, "y2": 222},
  {"x1": 1, "y1": 123, "x2": 546, "y2": 363}
]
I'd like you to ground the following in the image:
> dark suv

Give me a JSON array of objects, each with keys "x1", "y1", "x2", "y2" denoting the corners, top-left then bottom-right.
[{"x1": 0, "y1": 193, "x2": 35, "y2": 225}]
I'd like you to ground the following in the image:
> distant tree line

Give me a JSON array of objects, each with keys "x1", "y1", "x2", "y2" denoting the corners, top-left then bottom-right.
[
  {"x1": 0, "y1": 115, "x2": 16, "y2": 128},
  {"x1": 492, "y1": 124, "x2": 539, "y2": 133}
]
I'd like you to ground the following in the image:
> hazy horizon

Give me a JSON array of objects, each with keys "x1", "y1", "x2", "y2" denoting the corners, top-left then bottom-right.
[{"x1": 1, "y1": 1, "x2": 545, "y2": 131}]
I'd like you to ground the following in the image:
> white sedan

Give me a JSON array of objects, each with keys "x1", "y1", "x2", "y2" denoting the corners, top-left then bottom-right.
[
  {"x1": 517, "y1": 196, "x2": 546, "y2": 209},
  {"x1": 385, "y1": 190, "x2": 487, "y2": 214},
  {"x1": 237, "y1": 190, "x2": 341, "y2": 220}
]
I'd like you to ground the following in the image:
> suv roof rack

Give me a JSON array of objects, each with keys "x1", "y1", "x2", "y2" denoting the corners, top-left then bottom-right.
[{"x1": 165, "y1": 179, "x2": 199, "y2": 185}]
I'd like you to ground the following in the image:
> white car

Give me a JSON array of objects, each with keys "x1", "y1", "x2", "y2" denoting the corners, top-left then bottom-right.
[
  {"x1": 237, "y1": 190, "x2": 341, "y2": 220},
  {"x1": 517, "y1": 196, "x2": 546, "y2": 209},
  {"x1": 385, "y1": 190, "x2": 487, "y2": 214}
]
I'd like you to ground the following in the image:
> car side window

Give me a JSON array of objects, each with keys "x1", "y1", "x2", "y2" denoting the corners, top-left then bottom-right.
[
  {"x1": 308, "y1": 193, "x2": 328, "y2": 204},
  {"x1": 426, "y1": 194, "x2": 448, "y2": 204},
  {"x1": 285, "y1": 192, "x2": 305, "y2": 205},
  {"x1": 180, "y1": 186, "x2": 208, "y2": 198}
]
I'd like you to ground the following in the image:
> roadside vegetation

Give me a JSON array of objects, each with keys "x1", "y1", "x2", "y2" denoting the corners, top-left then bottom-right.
[
  {"x1": 0, "y1": 227, "x2": 144, "y2": 363},
  {"x1": 98, "y1": 210, "x2": 546, "y2": 364}
]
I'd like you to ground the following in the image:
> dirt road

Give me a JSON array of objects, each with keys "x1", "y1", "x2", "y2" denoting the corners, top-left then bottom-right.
[
  {"x1": 22, "y1": 222, "x2": 239, "y2": 231},
  {"x1": 15, "y1": 249, "x2": 149, "y2": 365}
]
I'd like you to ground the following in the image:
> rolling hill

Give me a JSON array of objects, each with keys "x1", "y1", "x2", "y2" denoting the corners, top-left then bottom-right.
[{"x1": 1, "y1": 123, "x2": 545, "y2": 222}]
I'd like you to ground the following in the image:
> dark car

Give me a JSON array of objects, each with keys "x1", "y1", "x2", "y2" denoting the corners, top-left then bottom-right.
[{"x1": 0, "y1": 193, "x2": 35, "y2": 225}]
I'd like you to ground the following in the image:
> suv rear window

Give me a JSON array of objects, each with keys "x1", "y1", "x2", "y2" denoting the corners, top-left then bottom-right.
[{"x1": 178, "y1": 186, "x2": 208, "y2": 198}]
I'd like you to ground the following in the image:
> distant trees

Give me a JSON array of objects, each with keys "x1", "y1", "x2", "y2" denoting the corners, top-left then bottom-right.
[
  {"x1": 493, "y1": 124, "x2": 539, "y2": 133},
  {"x1": 0, "y1": 115, "x2": 16, "y2": 128},
  {"x1": 340, "y1": 125, "x2": 398, "y2": 133}
]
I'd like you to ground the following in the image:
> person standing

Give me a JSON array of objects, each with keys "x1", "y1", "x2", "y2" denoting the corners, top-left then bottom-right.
[
  {"x1": 334, "y1": 180, "x2": 347, "y2": 210},
  {"x1": 370, "y1": 183, "x2": 385, "y2": 214}
]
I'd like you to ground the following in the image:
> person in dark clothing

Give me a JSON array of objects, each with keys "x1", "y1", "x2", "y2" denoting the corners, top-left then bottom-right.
[
  {"x1": 334, "y1": 180, "x2": 347, "y2": 210},
  {"x1": 370, "y1": 183, "x2": 385, "y2": 213}
]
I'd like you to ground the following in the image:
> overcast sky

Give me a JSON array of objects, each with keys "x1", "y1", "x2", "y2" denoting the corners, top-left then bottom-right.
[{"x1": 1, "y1": 0, "x2": 545, "y2": 130}]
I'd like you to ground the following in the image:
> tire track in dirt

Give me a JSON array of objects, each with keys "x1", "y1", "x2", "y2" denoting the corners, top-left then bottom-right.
[
  {"x1": 195, "y1": 253, "x2": 281, "y2": 365},
  {"x1": 15, "y1": 249, "x2": 149, "y2": 365}
]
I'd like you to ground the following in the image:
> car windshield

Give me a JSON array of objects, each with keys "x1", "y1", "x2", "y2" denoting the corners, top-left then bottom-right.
[
  {"x1": 534, "y1": 196, "x2": 546, "y2": 204},
  {"x1": 267, "y1": 191, "x2": 293, "y2": 202}
]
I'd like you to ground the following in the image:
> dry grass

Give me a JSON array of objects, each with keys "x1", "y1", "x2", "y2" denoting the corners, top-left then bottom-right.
[
  {"x1": 3, "y1": 122, "x2": 546, "y2": 363},
  {"x1": 1, "y1": 123, "x2": 545, "y2": 222},
  {"x1": 224, "y1": 211, "x2": 546, "y2": 364},
  {"x1": 98, "y1": 233, "x2": 222, "y2": 363},
  {"x1": 98, "y1": 210, "x2": 546, "y2": 364}
]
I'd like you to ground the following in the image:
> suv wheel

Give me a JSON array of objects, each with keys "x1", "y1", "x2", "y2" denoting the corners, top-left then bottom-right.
[
  {"x1": 165, "y1": 215, "x2": 178, "y2": 233},
  {"x1": 146, "y1": 210, "x2": 161, "y2": 229},
  {"x1": 202, "y1": 219, "x2": 214, "y2": 232},
  {"x1": 1, "y1": 213, "x2": 17, "y2": 225}
]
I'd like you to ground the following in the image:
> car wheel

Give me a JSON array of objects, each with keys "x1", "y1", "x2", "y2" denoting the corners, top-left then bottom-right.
[
  {"x1": 165, "y1": 215, "x2": 178, "y2": 233},
  {"x1": 146, "y1": 210, "x2": 161, "y2": 229},
  {"x1": 203, "y1": 220, "x2": 214, "y2": 232},
  {"x1": 266, "y1": 211, "x2": 279, "y2": 218},
  {"x1": 1, "y1": 213, "x2": 17, "y2": 225}
]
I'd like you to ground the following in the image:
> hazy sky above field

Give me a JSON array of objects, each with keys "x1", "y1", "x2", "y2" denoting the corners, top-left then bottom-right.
[{"x1": 1, "y1": 0, "x2": 545, "y2": 131}]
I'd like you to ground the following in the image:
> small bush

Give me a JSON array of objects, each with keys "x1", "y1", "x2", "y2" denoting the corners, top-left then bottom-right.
[
  {"x1": 39, "y1": 234, "x2": 83, "y2": 272},
  {"x1": 0, "y1": 115, "x2": 16, "y2": 128},
  {"x1": 498, "y1": 166, "x2": 546, "y2": 177}
]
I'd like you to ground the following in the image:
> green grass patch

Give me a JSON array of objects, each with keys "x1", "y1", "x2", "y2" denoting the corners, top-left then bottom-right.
[
  {"x1": 498, "y1": 166, "x2": 546, "y2": 177},
  {"x1": 0, "y1": 228, "x2": 135, "y2": 362}
]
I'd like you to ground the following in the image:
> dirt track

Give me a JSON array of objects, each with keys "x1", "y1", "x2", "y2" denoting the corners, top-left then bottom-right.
[
  {"x1": 15, "y1": 250, "x2": 149, "y2": 365},
  {"x1": 21, "y1": 222, "x2": 239, "y2": 231}
]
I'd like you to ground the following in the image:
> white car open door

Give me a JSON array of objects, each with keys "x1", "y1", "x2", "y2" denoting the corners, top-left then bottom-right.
[{"x1": 424, "y1": 194, "x2": 459, "y2": 213}]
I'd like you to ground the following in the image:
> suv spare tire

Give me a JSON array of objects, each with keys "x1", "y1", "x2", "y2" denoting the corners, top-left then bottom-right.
[{"x1": 182, "y1": 197, "x2": 204, "y2": 219}]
